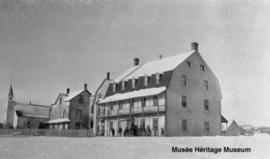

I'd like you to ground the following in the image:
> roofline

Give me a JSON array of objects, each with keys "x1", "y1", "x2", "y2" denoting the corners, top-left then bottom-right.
[
  {"x1": 14, "y1": 101, "x2": 50, "y2": 108},
  {"x1": 53, "y1": 93, "x2": 66, "y2": 105},
  {"x1": 91, "y1": 78, "x2": 107, "y2": 109},
  {"x1": 66, "y1": 89, "x2": 92, "y2": 102},
  {"x1": 116, "y1": 64, "x2": 144, "y2": 82},
  {"x1": 195, "y1": 52, "x2": 222, "y2": 99}
]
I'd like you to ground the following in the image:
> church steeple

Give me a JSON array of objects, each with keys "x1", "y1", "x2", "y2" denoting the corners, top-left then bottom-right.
[{"x1": 8, "y1": 85, "x2": 14, "y2": 101}]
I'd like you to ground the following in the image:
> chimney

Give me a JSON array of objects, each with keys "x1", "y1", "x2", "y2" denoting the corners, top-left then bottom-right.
[
  {"x1": 191, "y1": 42, "x2": 199, "y2": 51},
  {"x1": 106, "y1": 72, "x2": 110, "y2": 80},
  {"x1": 133, "y1": 58, "x2": 139, "y2": 66},
  {"x1": 66, "y1": 88, "x2": 70, "y2": 94},
  {"x1": 84, "y1": 83, "x2": 88, "y2": 90}
]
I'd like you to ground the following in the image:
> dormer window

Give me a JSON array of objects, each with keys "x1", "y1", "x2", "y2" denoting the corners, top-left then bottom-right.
[
  {"x1": 112, "y1": 83, "x2": 116, "y2": 92},
  {"x1": 132, "y1": 78, "x2": 137, "y2": 89},
  {"x1": 144, "y1": 75, "x2": 150, "y2": 86},
  {"x1": 121, "y1": 81, "x2": 126, "y2": 91},
  {"x1": 200, "y1": 65, "x2": 205, "y2": 71},
  {"x1": 186, "y1": 61, "x2": 191, "y2": 67},
  {"x1": 155, "y1": 73, "x2": 161, "y2": 85}
]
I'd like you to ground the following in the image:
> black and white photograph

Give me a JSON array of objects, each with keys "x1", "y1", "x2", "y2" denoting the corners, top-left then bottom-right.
[{"x1": 0, "y1": 0, "x2": 269, "y2": 158}]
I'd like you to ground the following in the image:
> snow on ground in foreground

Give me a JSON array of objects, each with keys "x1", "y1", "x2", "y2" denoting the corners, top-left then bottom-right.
[{"x1": 0, "y1": 136, "x2": 269, "y2": 159}]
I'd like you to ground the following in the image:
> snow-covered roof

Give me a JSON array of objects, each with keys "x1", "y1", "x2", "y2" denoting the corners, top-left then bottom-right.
[
  {"x1": 99, "y1": 86, "x2": 166, "y2": 104},
  {"x1": 114, "y1": 65, "x2": 141, "y2": 82},
  {"x1": 46, "y1": 118, "x2": 71, "y2": 124},
  {"x1": 14, "y1": 102, "x2": 50, "y2": 118},
  {"x1": 64, "y1": 90, "x2": 85, "y2": 101},
  {"x1": 115, "y1": 51, "x2": 195, "y2": 82},
  {"x1": 222, "y1": 120, "x2": 238, "y2": 131}
]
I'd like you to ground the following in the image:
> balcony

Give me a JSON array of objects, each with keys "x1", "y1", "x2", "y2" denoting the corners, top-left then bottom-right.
[{"x1": 97, "y1": 105, "x2": 165, "y2": 117}]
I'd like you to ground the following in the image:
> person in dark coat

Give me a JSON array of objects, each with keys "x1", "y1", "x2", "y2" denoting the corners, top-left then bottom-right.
[
  {"x1": 161, "y1": 128, "x2": 164, "y2": 136},
  {"x1": 118, "y1": 126, "x2": 122, "y2": 136},
  {"x1": 123, "y1": 126, "x2": 129, "y2": 137},
  {"x1": 146, "y1": 125, "x2": 151, "y2": 136},
  {"x1": 111, "y1": 127, "x2": 115, "y2": 137}
]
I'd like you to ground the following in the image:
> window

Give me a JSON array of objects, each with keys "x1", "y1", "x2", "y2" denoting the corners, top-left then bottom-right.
[
  {"x1": 76, "y1": 122, "x2": 81, "y2": 129},
  {"x1": 204, "y1": 121, "x2": 210, "y2": 134},
  {"x1": 204, "y1": 80, "x2": 208, "y2": 90},
  {"x1": 182, "y1": 119, "x2": 187, "y2": 131},
  {"x1": 141, "y1": 119, "x2": 145, "y2": 128},
  {"x1": 121, "y1": 81, "x2": 126, "y2": 91},
  {"x1": 186, "y1": 61, "x2": 191, "y2": 67},
  {"x1": 153, "y1": 96, "x2": 158, "y2": 106},
  {"x1": 181, "y1": 75, "x2": 187, "y2": 87},
  {"x1": 141, "y1": 97, "x2": 146, "y2": 108},
  {"x1": 204, "y1": 99, "x2": 209, "y2": 111},
  {"x1": 112, "y1": 83, "x2": 116, "y2": 92},
  {"x1": 144, "y1": 75, "x2": 150, "y2": 86},
  {"x1": 146, "y1": 97, "x2": 153, "y2": 107},
  {"x1": 119, "y1": 101, "x2": 123, "y2": 110},
  {"x1": 200, "y1": 65, "x2": 205, "y2": 71},
  {"x1": 76, "y1": 109, "x2": 81, "y2": 120},
  {"x1": 130, "y1": 99, "x2": 134, "y2": 112},
  {"x1": 182, "y1": 96, "x2": 187, "y2": 108},
  {"x1": 49, "y1": 109, "x2": 52, "y2": 118},
  {"x1": 155, "y1": 73, "x2": 161, "y2": 85},
  {"x1": 63, "y1": 110, "x2": 66, "y2": 118},
  {"x1": 79, "y1": 95, "x2": 84, "y2": 104},
  {"x1": 132, "y1": 78, "x2": 137, "y2": 89}
]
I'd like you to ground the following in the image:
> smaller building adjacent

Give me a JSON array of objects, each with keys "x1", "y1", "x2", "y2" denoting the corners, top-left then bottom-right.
[
  {"x1": 222, "y1": 119, "x2": 241, "y2": 136},
  {"x1": 47, "y1": 84, "x2": 92, "y2": 130}
]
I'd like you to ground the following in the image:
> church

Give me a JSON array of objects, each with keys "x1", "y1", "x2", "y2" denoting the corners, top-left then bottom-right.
[{"x1": 5, "y1": 85, "x2": 50, "y2": 129}]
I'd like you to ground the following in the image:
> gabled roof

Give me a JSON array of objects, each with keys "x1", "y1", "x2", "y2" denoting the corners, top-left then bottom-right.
[
  {"x1": 53, "y1": 89, "x2": 91, "y2": 104},
  {"x1": 99, "y1": 86, "x2": 166, "y2": 104},
  {"x1": 222, "y1": 120, "x2": 238, "y2": 131},
  {"x1": 14, "y1": 102, "x2": 50, "y2": 118},
  {"x1": 115, "y1": 50, "x2": 195, "y2": 82}
]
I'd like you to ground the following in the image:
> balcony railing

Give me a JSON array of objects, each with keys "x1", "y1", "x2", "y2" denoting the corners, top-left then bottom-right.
[{"x1": 97, "y1": 105, "x2": 165, "y2": 117}]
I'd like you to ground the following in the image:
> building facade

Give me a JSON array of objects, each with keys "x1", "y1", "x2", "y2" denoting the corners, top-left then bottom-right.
[
  {"x1": 96, "y1": 42, "x2": 222, "y2": 136},
  {"x1": 91, "y1": 72, "x2": 113, "y2": 135},
  {"x1": 47, "y1": 84, "x2": 92, "y2": 129}
]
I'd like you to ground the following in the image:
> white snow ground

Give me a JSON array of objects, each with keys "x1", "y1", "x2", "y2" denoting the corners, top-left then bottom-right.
[{"x1": 0, "y1": 136, "x2": 269, "y2": 159}]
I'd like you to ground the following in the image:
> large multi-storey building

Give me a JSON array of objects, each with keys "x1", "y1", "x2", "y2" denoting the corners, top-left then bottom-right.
[{"x1": 96, "y1": 42, "x2": 222, "y2": 136}]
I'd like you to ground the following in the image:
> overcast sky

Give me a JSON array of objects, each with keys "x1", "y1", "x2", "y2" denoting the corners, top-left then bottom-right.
[{"x1": 0, "y1": 0, "x2": 269, "y2": 126}]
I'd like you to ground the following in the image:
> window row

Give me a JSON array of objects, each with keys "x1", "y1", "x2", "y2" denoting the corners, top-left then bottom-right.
[
  {"x1": 185, "y1": 61, "x2": 205, "y2": 71},
  {"x1": 181, "y1": 96, "x2": 209, "y2": 111},
  {"x1": 113, "y1": 73, "x2": 163, "y2": 92},
  {"x1": 181, "y1": 119, "x2": 210, "y2": 133},
  {"x1": 99, "y1": 94, "x2": 165, "y2": 111},
  {"x1": 181, "y1": 75, "x2": 209, "y2": 90}
]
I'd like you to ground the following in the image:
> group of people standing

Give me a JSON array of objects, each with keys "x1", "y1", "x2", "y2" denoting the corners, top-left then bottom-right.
[{"x1": 109, "y1": 123, "x2": 164, "y2": 137}]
